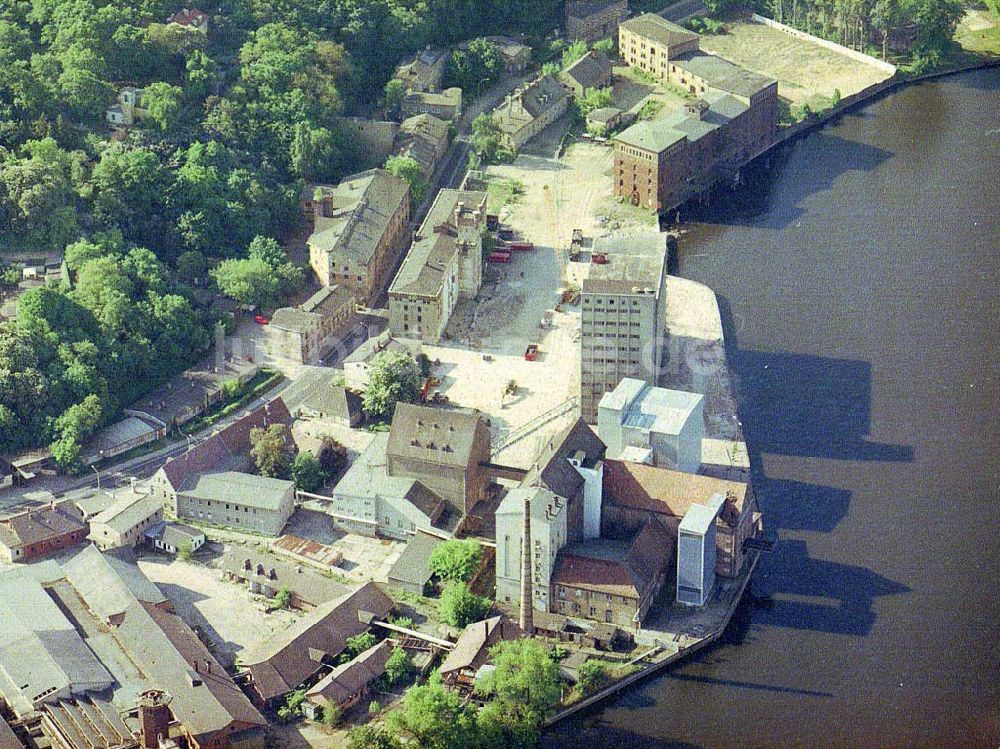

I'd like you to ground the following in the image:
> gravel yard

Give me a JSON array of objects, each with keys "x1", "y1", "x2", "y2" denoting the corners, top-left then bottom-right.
[
  {"x1": 420, "y1": 141, "x2": 660, "y2": 467},
  {"x1": 136, "y1": 553, "x2": 300, "y2": 666}
]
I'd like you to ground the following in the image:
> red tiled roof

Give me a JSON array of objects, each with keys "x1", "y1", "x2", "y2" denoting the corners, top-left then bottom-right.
[
  {"x1": 160, "y1": 399, "x2": 292, "y2": 491},
  {"x1": 602, "y1": 459, "x2": 746, "y2": 525},
  {"x1": 553, "y1": 518, "x2": 672, "y2": 599},
  {"x1": 168, "y1": 8, "x2": 208, "y2": 26}
]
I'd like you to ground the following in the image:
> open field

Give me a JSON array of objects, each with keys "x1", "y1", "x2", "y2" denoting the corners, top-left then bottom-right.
[
  {"x1": 701, "y1": 19, "x2": 892, "y2": 104},
  {"x1": 136, "y1": 553, "x2": 300, "y2": 666},
  {"x1": 955, "y1": 8, "x2": 1000, "y2": 55}
]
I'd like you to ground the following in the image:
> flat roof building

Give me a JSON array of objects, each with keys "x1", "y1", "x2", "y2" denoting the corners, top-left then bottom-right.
[
  {"x1": 580, "y1": 232, "x2": 668, "y2": 422},
  {"x1": 598, "y1": 378, "x2": 704, "y2": 471}
]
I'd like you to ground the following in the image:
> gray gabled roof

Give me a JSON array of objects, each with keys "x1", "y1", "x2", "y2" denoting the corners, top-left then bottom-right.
[
  {"x1": 387, "y1": 402, "x2": 487, "y2": 471},
  {"x1": 178, "y1": 471, "x2": 293, "y2": 511},
  {"x1": 614, "y1": 119, "x2": 686, "y2": 153},
  {"x1": 63, "y1": 545, "x2": 167, "y2": 620},
  {"x1": 387, "y1": 529, "x2": 443, "y2": 589},
  {"x1": 672, "y1": 51, "x2": 777, "y2": 98},
  {"x1": 307, "y1": 170, "x2": 409, "y2": 264},
  {"x1": 562, "y1": 50, "x2": 613, "y2": 91},
  {"x1": 390, "y1": 189, "x2": 487, "y2": 298},
  {"x1": 620, "y1": 13, "x2": 699, "y2": 47}
]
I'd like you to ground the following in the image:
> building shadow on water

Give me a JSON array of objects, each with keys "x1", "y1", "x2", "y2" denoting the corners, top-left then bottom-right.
[
  {"x1": 676, "y1": 132, "x2": 894, "y2": 231},
  {"x1": 716, "y1": 296, "x2": 914, "y2": 464}
]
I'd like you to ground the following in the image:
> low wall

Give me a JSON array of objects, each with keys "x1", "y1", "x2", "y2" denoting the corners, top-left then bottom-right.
[{"x1": 751, "y1": 13, "x2": 897, "y2": 76}]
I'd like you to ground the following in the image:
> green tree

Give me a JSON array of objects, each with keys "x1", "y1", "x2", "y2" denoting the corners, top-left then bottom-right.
[
  {"x1": 292, "y1": 451, "x2": 326, "y2": 492},
  {"x1": 576, "y1": 660, "x2": 609, "y2": 694},
  {"x1": 177, "y1": 540, "x2": 193, "y2": 561},
  {"x1": 0, "y1": 138, "x2": 84, "y2": 251},
  {"x1": 361, "y1": 350, "x2": 421, "y2": 423},
  {"x1": 384, "y1": 155, "x2": 425, "y2": 207},
  {"x1": 175, "y1": 250, "x2": 208, "y2": 285},
  {"x1": 51, "y1": 393, "x2": 104, "y2": 473},
  {"x1": 346, "y1": 724, "x2": 402, "y2": 749},
  {"x1": 446, "y1": 38, "x2": 503, "y2": 92},
  {"x1": 474, "y1": 638, "x2": 562, "y2": 744},
  {"x1": 429, "y1": 539, "x2": 483, "y2": 583},
  {"x1": 141, "y1": 82, "x2": 184, "y2": 132},
  {"x1": 272, "y1": 587, "x2": 292, "y2": 609},
  {"x1": 388, "y1": 677, "x2": 477, "y2": 749},
  {"x1": 471, "y1": 112, "x2": 510, "y2": 164},
  {"x1": 384, "y1": 77, "x2": 406, "y2": 116},
  {"x1": 317, "y1": 435, "x2": 348, "y2": 476},
  {"x1": 438, "y1": 582, "x2": 490, "y2": 627},
  {"x1": 384, "y1": 646, "x2": 413, "y2": 686},
  {"x1": 593, "y1": 38, "x2": 615, "y2": 55},
  {"x1": 321, "y1": 703, "x2": 342, "y2": 727},
  {"x1": 249, "y1": 423, "x2": 294, "y2": 478},
  {"x1": 576, "y1": 87, "x2": 613, "y2": 117},
  {"x1": 561, "y1": 40, "x2": 589, "y2": 68},
  {"x1": 211, "y1": 257, "x2": 280, "y2": 308},
  {"x1": 346, "y1": 631, "x2": 377, "y2": 658}
]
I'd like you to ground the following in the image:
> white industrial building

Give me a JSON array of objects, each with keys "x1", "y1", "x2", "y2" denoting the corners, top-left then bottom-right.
[
  {"x1": 597, "y1": 378, "x2": 704, "y2": 472},
  {"x1": 676, "y1": 492, "x2": 726, "y2": 606},
  {"x1": 495, "y1": 486, "x2": 568, "y2": 613}
]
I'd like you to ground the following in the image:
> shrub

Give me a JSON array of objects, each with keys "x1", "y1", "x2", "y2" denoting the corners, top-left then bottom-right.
[
  {"x1": 438, "y1": 582, "x2": 490, "y2": 627},
  {"x1": 577, "y1": 660, "x2": 609, "y2": 694}
]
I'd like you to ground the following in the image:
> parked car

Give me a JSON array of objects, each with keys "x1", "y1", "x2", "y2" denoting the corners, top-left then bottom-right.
[
  {"x1": 254, "y1": 314, "x2": 270, "y2": 325},
  {"x1": 524, "y1": 344, "x2": 539, "y2": 361}
]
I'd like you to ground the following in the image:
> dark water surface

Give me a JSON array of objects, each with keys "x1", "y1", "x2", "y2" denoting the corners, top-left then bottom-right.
[{"x1": 547, "y1": 68, "x2": 1000, "y2": 748}]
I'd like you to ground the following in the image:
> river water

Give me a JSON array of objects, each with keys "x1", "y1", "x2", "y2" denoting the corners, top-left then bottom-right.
[{"x1": 548, "y1": 68, "x2": 1000, "y2": 748}]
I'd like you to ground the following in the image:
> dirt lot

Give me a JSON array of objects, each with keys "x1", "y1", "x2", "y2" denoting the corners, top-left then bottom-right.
[
  {"x1": 427, "y1": 141, "x2": 657, "y2": 466},
  {"x1": 701, "y1": 19, "x2": 892, "y2": 104},
  {"x1": 136, "y1": 553, "x2": 300, "y2": 666}
]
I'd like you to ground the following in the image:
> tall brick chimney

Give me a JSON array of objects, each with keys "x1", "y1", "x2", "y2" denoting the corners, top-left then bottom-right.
[
  {"x1": 519, "y1": 493, "x2": 533, "y2": 634},
  {"x1": 138, "y1": 690, "x2": 171, "y2": 749}
]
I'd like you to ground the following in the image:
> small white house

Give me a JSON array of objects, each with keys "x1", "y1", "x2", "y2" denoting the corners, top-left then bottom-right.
[
  {"x1": 676, "y1": 492, "x2": 726, "y2": 606},
  {"x1": 145, "y1": 521, "x2": 206, "y2": 555}
]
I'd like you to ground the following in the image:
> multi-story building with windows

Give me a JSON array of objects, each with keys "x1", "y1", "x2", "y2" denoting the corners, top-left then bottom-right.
[
  {"x1": 615, "y1": 15, "x2": 779, "y2": 211},
  {"x1": 267, "y1": 285, "x2": 355, "y2": 364},
  {"x1": 580, "y1": 233, "x2": 668, "y2": 423},
  {"x1": 388, "y1": 189, "x2": 487, "y2": 343},
  {"x1": 307, "y1": 170, "x2": 410, "y2": 304},
  {"x1": 619, "y1": 14, "x2": 699, "y2": 78}
]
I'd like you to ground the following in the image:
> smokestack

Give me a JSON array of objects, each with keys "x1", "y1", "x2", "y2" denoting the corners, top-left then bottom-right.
[
  {"x1": 138, "y1": 690, "x2": 171, "y2": 749},
  {"x1": 214, "y1": 322, "x2": 225, "y2": 373},
  {"x1": 519, "y1": 494, "x2": 533, "y2": 635}
]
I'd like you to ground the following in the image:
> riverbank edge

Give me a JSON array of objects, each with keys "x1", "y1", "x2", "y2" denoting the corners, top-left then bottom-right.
[
  {"x1": 543, "y1": 273, "x2": 757, "y2": 728},
  {"x1": 772, "y1": 57, "x2": 1000, "y2": 149},
  {"x1": 542, "y1": 57, "x2": 1000, "y2": 731}
]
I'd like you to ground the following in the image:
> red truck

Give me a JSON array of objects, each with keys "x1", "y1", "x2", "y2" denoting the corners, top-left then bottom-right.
[
  {"x1": 489, "y1": 251, "x2": 512, "y2": 264},
  {"x1": 524, "y1": 344, "x2": 539, "y2": 361},
  {"x1": 592, "y1": 253, "x2": 608, "y2": 265},
  {"x1": 510, "y1": 241, "x2": 534, "y2": 252}
]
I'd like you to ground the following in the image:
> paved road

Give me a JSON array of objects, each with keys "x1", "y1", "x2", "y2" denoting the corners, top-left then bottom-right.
[{"x1": 0, "y1": 379, "x2": 292, "y2": 514}]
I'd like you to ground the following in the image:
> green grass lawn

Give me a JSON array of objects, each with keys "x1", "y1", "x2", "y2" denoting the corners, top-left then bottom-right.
[{"x1": 485, "y1": 177, "x2": 524, "y2": 214}]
